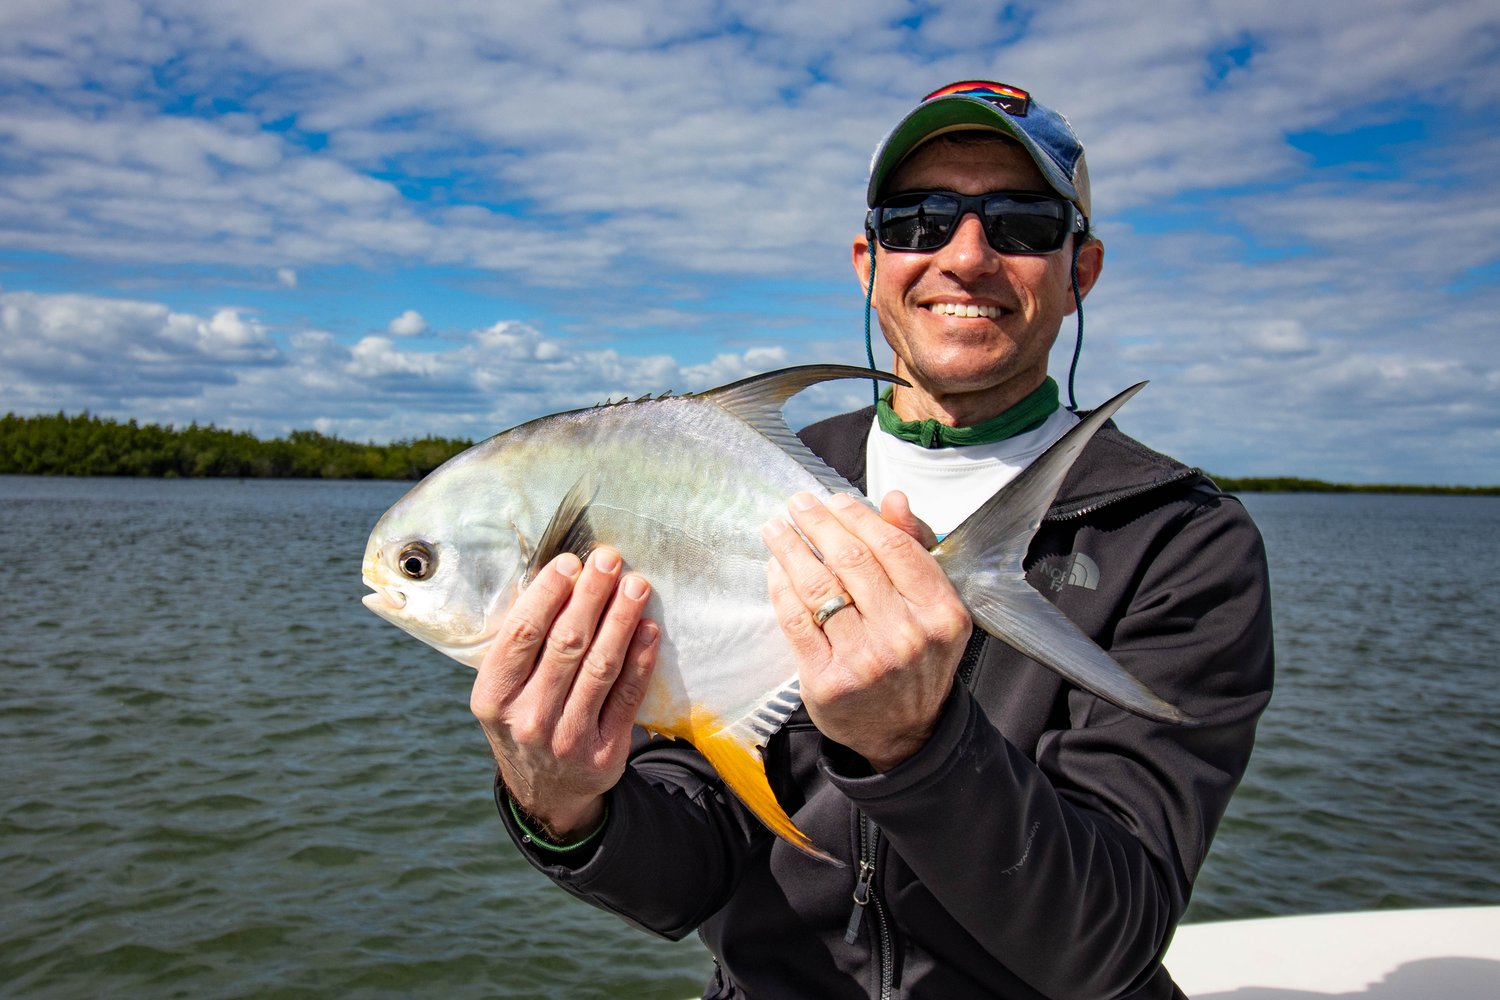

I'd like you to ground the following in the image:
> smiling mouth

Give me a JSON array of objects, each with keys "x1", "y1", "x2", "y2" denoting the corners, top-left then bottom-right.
[{"x1": 926, "y1": 302, "x2": 1002, "y2": 319}]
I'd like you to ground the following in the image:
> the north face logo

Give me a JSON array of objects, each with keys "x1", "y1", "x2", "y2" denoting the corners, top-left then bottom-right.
[{"x1": 1034, "y1": 552, "x2": 1100, "y2": 593}]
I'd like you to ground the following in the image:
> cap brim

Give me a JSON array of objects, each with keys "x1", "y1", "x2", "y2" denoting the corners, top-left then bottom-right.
[{"x1": 867, "y1": 95, "x2": 1080, "y2": 210}]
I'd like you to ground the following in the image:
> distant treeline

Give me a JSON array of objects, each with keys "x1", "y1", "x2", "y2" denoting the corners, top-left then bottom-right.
[
  {"x1": 1, "y1": 411, "x2": 472, "y2": 480},
  {"x1": 1209, "y1": 475, "x2": 1497, "y2": 496},
  {"x1": 2, "y1": 410, "x2": 1496, "y2": 492}
]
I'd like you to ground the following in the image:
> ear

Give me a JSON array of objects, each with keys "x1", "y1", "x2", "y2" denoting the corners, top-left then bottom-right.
[
  {"x1": 1073, "y1": 238, "x2": 1104, "y2": 302},
  {"x1": 852, "y1": 229, "x2": 874, "y2": 299}
]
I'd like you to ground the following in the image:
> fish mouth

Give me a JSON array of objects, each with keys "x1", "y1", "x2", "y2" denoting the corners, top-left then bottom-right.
[
  {"x1": 362, "y1": 582, "x2": 407, "y2": 613},
  {"x1": 361, "y1": 557, "x2": 408, "y2": 615}
]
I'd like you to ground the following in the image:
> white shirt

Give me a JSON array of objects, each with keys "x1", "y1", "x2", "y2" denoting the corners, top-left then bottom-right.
[{"x1": 863, "y1": 406, "x2": 1080, "y2": 538}]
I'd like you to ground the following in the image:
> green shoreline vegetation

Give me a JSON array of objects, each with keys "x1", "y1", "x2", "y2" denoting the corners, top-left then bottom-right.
[
  {"x1": 2, "y1": 410, "x2": 1496, "y2": 494},
  {"x1": 1, "y1": 411, "x2": 472, "y2": 481}
]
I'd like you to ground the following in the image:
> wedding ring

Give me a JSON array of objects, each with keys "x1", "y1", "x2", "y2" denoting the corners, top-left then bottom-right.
[{"x1": 812, "y1": 593, "x2": 854, "y2": 627}]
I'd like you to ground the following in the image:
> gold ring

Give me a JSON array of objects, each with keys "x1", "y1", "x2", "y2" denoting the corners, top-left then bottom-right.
[{"x1": 812, "y1": 593, "x2": 853, "y2": 627}]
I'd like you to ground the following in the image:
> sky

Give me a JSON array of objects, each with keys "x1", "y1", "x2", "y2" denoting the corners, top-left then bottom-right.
[{"x1": 1, "y1": 0, "x2": 1497, "y2": 485}]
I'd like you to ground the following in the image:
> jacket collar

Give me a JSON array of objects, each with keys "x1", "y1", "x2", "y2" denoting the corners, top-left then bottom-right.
[{"x1": 797, "y1": 406, "x2": 1204, "y2": 516}]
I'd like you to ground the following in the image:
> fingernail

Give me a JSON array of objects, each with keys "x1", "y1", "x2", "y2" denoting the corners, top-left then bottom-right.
[
  {"x1": 790, "y1": 492, "x2": 819, "y2": 511},
  {"x1": 557, "y1": 553, "x2": 582, "y2": 579},
  {"x1": 622, "y1": 574, "x2": 648, "y2": 599},
  {"x1": 762, "y1": 516, "x2": 789, "y2": 538},
  {"x1": 637, "y1": 621, "x2": 659, "y2": 646},
  {"x1": 591, "y1": 548, "x2": 620, "y2": 573},
  {"x1": 829, "y1": 492, "x2": 857, "y2": 509}
]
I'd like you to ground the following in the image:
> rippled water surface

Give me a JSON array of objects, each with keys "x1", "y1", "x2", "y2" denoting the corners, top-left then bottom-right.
[
  {"x1": 3, "y1": 478, "x2": 1497, "y2": 998},
  {"x1": 1188, "y1": 492, "x2": 1500, "y2": 921}
]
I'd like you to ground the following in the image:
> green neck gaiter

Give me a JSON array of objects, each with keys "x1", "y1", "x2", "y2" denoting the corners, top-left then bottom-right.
[{"x1": 877, "y1": 376, "x2": 1060, "y2": 449}]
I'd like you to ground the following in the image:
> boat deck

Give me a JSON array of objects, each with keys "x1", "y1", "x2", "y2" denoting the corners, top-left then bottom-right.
[{"x1": 1165, "y1": 906, "x2": 1500, "y2": 998}]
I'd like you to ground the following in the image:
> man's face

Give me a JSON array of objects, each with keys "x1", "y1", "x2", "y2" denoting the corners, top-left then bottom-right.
[{"x1": 854, "y1": 137, "x2": 1102, "y2": 418}]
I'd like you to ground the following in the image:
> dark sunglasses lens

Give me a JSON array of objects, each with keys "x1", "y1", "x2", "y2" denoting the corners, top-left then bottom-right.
[
  {"x1": 876, "y1": 193, "x2": 960, "y2": 251},
  {"x1": 981, "y1": 195, "x2": 1071, "y2": 253},
  {"x1": 876, "y1": 192, "x2": 1074, "y2": 253}
]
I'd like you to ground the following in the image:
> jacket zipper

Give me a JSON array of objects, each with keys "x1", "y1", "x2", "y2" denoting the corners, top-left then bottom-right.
[
  {"x1": 956, "y1": 628, "x2": 987, "y2": 686},
  {"x1": 842, "y1": 633, "x2": 985, "y2": 998},
  {"x1": 846, "y1": 812, "x2": 895, "y2": 999},
  {"x1": 1044, "y1": 468, "x2": 1201, "y2": 522}
]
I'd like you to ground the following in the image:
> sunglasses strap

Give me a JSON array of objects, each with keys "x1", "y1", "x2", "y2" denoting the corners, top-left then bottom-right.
[
  {"x1": 1066, "y1": 239, "x2": 1084, "y2": 411},
  {"x1": 865, "y1": 239, "x2": 880, "y2": 406}
]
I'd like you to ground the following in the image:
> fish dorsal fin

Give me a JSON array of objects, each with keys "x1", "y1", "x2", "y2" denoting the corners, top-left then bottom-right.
[
  {"x1": 703, "y1": 365, "x2": 907, "y2": 498},
  {"x1": 522, "y1": 474, "x2": 598, "y2": 587},
  {"x1": 933, "y1": 382, "x2": 1190, "y2": 725}
]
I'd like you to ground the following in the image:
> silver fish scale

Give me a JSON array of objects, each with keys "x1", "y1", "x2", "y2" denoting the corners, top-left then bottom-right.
[{"x1": 527, "y1": 394, "x2": 829, "y2": 728}]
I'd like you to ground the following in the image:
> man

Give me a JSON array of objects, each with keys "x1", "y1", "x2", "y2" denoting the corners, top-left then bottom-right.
[{"x1": 472, "y1": 81, "x2": 1274, "y2": 998}]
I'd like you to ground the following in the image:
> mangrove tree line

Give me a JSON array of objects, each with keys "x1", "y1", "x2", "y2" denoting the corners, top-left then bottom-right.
[{"x1": 1, "y1": 411, "x2": 472, "y2": 480}]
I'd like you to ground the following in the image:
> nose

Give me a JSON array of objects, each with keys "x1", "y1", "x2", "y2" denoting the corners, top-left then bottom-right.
[{"x1": 934, "y1": 211, "x2": 1001, "y2": 277}]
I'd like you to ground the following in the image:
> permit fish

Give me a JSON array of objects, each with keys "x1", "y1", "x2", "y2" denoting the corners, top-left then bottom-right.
[{"x1": 361, "y1": 365, "x2": 1184, "y2": 862}]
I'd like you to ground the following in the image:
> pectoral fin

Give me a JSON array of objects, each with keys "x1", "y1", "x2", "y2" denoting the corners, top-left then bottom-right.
[{"x1": 523, "y1": 474, "x2": 599, "y2": 587}]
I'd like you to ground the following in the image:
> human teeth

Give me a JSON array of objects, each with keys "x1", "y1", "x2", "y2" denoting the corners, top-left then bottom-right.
[{"x1": 928, "y1": 303, "x2": 999, "y2": 318}]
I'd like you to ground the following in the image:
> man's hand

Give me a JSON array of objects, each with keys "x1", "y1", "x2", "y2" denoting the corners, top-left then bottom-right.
[
  {"x1": 763, "y1": 491, "x2": 970, "y2": 772},
  {"x1": 470, "y1": 546, "x2": 658, "y2": 841}
]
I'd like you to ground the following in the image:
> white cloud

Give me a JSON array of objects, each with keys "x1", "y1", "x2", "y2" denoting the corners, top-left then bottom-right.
[
  {"x1": 4, "y1": 0, "x2": 1492, "y2": 283},
  {"x1": 0, "y1": 289, "x2": 832, "y2": 444},
  {"x1": 1246, "y1": 321, "x2": 1315, "y2": 356},
  {"x1": 387, "y1": 309, "x2": 426, "y2": 336},
  {"x1": 276, "y1": 267, "x2": 298, "y2": 288}
]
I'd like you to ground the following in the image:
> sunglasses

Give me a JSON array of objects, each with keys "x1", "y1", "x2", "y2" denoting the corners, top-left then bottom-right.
[{"x1": 868, "y1": 190, "x2": 1086, "y2": 255}]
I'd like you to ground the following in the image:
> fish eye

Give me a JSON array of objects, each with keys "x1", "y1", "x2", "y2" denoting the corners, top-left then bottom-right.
[{"x1": 397, "y1": 542, "x2": 436, "y2": 581}]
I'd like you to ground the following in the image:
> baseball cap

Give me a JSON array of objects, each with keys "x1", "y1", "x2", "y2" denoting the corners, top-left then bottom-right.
[{"x1": 866, "y1": 81, "x2": 1091, "y2": 219}]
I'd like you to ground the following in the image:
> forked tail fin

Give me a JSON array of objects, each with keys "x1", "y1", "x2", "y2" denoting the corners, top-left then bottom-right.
[{"x1": 933, "y1": 383, "x2": 1190, "y2": 725}]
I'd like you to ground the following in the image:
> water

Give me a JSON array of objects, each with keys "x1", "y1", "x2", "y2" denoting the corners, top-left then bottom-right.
[
  {"x1": 2, "y1": 478, "x2": 1497, "y2": 997},
  {"x1": 1188, "y1": 492, "x2": 1500, "y2": 920}
]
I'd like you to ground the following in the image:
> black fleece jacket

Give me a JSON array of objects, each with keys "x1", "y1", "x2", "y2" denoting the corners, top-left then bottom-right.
[{"x1": 500, "y1": 406, "x2": 1274, "y2": 1000}]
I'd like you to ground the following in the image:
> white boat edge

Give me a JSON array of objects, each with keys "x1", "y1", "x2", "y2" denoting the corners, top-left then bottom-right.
[
  {"x1": 1165, "y1": 905, "x2": 1500, "y2": 998},
  {"x1": 674, "y1": 907, "x2": 1500, "y2": 998}
]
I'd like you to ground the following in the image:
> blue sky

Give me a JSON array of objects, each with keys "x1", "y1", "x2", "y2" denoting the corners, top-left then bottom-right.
[{"x1": 1, "y1": 0, "x2": 1496, "y2": 485}]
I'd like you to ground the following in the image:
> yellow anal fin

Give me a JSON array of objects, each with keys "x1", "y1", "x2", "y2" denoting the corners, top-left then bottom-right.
[{"x1": 692, "y1": 723, "x2": 838, "y2": 865}]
